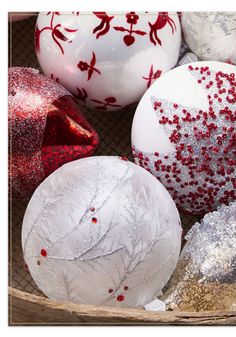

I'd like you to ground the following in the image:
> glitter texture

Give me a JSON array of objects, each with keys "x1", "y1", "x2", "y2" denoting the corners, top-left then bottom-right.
[
  {"x1": 161, "y1": 202, "x2": 236, "y2": 312},
  {"x1": 132, "y1": 63, "x2": 236, "y2": 215},
  {"x1": 22, "y1": 156, "x2": 182, "y2": 308},
  {"x1": 9, "y1": 67, "x2": 99, "y2": 199}
]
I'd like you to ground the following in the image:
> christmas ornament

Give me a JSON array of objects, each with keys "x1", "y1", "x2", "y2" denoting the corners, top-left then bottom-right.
[
  {"x1": 35, "y1": 11, "x2": 181, "y2": 111},
  {"x1": 181, "y1": 12, "x2": 236, "y2": 64},
  {"x1": 9, "y1": 67, "x2": 99, "y2": 199},
  {"x1": 132, "y1": 61, "x2": 236, "y2": 215},
  {"x1": 22, "y1": 156, "x2": 182, "y2": 308},
  {"x1": 161, "y1": 202, "x2": 236, "y2": 312}
]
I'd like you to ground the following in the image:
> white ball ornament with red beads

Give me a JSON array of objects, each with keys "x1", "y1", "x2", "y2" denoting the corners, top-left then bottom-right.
[
  {"x1": 35, "y1": 11, "x2": 181, "y2": 110},
  {"x1": 22, "y1": 156, "x2": 182, "y2": 308},
  {"x1": 132, "y1": 61, "x2": 236, "y2": 215}
]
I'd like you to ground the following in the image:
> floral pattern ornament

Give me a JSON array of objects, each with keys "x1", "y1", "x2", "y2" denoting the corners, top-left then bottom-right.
[
  {"x1": 77, "y1": 52, "x2": 101, "y2": 81},
  {"x1": 36, "y1": 12, "x2": 181, "y2": 111},
  {"x1": 113, "y1": 12, "x2": 147, "y2": 46},
  {"x1": 148, "y1": 12, "x2": 177, "y2": 46},
  {"x1": 35, "y1": 12, "x2": 78, "y2": 54},
  {"x1": 93, "y1": 12, "x2": 115, "y2": 39}
]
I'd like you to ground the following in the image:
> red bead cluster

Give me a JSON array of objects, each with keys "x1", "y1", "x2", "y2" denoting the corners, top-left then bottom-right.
[
  {"x1": 108, "y1": 285, "x2": 129, "y2": 302},
  {"x1": 133, "y1": 66, "x2": 236, "y2": 215}
]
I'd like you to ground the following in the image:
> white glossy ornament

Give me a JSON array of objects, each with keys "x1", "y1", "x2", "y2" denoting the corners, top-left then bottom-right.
[
  {"x1": 22, "y1": 156, "x2": 182, "y2": 308},
  {"x1": 132, "y1": 61, "x2": 236, "y2": 215},
  {"x1": 181, "y1": 12, "x2": 236, "y2": 64},
  {"x1": 35, "y1": 12, "x2": 181, "y2": 110}
]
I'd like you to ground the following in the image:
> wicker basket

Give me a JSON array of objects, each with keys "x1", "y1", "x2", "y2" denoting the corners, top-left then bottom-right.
[{"x1": 8, "y1": 15, "x2": 236, "y2": 326}]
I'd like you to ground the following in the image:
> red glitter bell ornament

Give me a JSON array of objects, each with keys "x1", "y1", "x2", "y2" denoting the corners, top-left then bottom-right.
[
  {"x1": 9, "y1": 67, "x2": 99, "y2": 199},
  {"x1": 132, "y1": 61, "x2": 236, "y2": 215}
]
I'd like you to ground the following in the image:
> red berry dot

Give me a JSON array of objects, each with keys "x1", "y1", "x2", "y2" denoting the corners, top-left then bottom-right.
[
  {"x1": 40, "y1": 249, "x2": 47, "y2": 257},
  {"x1": 108, "y1": 289, "x2": 113, "y2": 293},
  {"x1": 92, "y1": 217, "x2": 97, "y2": 223},
  {"x1": 90, "y1": 207, "x2": 95, "y2": 212},
  {"x1": 117, "y1": 294, "x2": 125, "y2": 302},
  {"x1": 124, "y1": 286, "x2": 128, "y2": 291}
]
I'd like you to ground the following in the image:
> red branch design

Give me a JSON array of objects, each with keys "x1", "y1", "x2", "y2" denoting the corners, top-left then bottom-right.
[
  {"x1": 77, "y1": 52, "x2": 101, "y2": 81},
  {"x1": 35, "y1": 12, "x2": 78, "y2": 54},
  {"x1": 93, "y1": 12, "x2": 114, "y2": 39},
  {"x1": 143, "y1": 66, "x2": 162, "y2": 88},
  {"x1": 75, "y1": 87, "x2": 88, "y2": 103},
  {"x1": 148, "y1": 12, "x2": 177, "y2": 46},
  {"x1": 91, "y1": 97, "x2": 122, "y2": 110}
]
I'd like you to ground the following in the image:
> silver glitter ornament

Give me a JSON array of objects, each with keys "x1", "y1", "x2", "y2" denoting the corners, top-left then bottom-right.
[{"x1": 161, "y1": 201, "x2": 236, "y2": 312}]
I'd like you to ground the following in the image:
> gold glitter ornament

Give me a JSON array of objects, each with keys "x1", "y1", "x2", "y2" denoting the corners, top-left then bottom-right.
[{"x1": 161, "y1": 202, "x2": 236, "y2": 312}]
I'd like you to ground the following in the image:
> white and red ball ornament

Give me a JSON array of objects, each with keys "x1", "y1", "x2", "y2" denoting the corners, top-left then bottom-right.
[
  {"x1": 22, "y1": 156, "x2": 182, "y2": 308},
  {"x1": 132, "y1": 61, "x2": 236, "y2": 215},
  {"x1": 181, "y1": 12, "x2": 236, "y2": 65},
  {"x1": 35, "y1": 11, "x2": 181, "y2": 111}
]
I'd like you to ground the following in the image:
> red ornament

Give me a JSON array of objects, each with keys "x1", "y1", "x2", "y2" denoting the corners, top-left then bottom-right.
[{"x1": 9, "y1": 67, "x2": 100, "y2": 199}]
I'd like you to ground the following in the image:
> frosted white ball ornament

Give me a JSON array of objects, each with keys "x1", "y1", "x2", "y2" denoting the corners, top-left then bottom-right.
[
  {"x1": 132, "y1": 61, "x2": 236, "y2": 215},
  {"x1": 22, "y1": 156, "x2": 182, "y2": 307},
  {"x1": 181, "y1": 12, "x2": 236, "y2": 64},
  {"x1": 35, "y1": 12, "x2": 181, "y2": 111}
]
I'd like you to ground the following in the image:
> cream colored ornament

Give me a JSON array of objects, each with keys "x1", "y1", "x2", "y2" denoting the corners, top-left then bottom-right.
[
  {"x1": 181, "y1": 12, "x2": 236, "y2": 64},
  {"x1": 22, "y1": 156, "x2": 182, "y2": 308}
]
